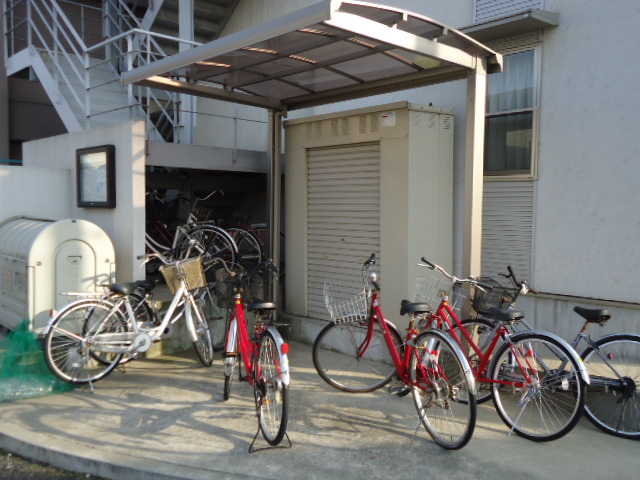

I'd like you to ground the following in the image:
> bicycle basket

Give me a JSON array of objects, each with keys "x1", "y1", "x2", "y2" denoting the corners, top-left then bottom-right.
[
  {"x1": 471, "y1": 277, "x2": 512, "y2": 315},
  {"x1": 414, "y1": 268, "x2": 469, "y2": 315},
  {"x1": 160, "y1": 257, "x2": 207, "y2": 295},
  {"x1": 324, "y1": 277, "x2": 371, "y2": 324}
]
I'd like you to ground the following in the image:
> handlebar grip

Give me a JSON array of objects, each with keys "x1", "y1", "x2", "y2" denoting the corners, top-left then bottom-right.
[
  {"x1": 507, "y1": 265, "x2": 518, "y2": 284},
  {"x1": 476, "y1": 281, "x2": 495, "y2": 291},
  {"x1": 420, "y1": 257, "x2": 437, "y2": 269},
  {"x1": 364, "y1": 253, "x2": 376, "y2": 266}
]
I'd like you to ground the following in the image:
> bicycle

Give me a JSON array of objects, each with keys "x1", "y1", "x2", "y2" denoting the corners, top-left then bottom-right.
[
  {"x1": 415, "y1": 257, "x2": 590, "y2": 442},
  {"x1": 312, "y1": 253, "x2": 478, "y2": 450},
  {"x1": 42, "y1": 252, "x2": 215, "y2": 386},
  {"x1": 215, "y1": 258, "x2": 291, "y2": 450},
  {"x1": 471, "y1": 265, "x2": 640, "y2": 439},
  {"x1": 145, "y1": 188, "x2": 238, "y2": 267}
]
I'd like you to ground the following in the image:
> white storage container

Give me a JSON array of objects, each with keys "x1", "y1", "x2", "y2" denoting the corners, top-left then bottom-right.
[{"x1": 0, "y1": 217, "x2": 115, "y2": 333}]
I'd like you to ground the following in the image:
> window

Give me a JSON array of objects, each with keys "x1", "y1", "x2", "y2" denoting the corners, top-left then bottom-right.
[{"x1": 484, "y1": 50, "x2": 536, "y2": 177}]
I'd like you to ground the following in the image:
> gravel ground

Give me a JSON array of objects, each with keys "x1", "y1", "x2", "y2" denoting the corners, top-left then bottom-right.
[{"x1": 0, "y1": 449, "x2": 109, "y2": 480}]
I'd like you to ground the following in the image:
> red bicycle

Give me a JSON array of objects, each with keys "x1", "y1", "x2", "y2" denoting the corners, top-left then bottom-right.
[
  {"x1": 312, "y1": 254, "x2": 477, "y2": 450},
  {"x1": 416, "y1": 257, "x2": 590, "y2": 442},
  {"x1": 215, "y1": 259, "x2": 290, "y2": 450}
]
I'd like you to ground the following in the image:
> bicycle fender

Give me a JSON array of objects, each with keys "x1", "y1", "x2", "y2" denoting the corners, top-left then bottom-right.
[
  {"x1": 184, "y1": 300, "x2": 198, "y2": 342},
  {"x1": 422, "y1": 328, "x2": 478, "y2": 395},
  {"x1": 267, "y1": 326, "x2": 290, "y2": 386},
  {"x1": 511, "y1": 330, "x2": 591, "y2": 385}
]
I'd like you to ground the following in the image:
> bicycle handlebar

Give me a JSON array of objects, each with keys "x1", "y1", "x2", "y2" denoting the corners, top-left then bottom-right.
[
  {"x1": 419, "y1": 256, "x2": 494, "y2": 291},
  {"x1": 501, "y1": 265, "x2": 538, "y2": 296}
]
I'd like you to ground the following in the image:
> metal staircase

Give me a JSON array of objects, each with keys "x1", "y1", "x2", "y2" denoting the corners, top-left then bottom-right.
[{"x1": 3, "y1": 0, "x2": 239, "y2": 142}]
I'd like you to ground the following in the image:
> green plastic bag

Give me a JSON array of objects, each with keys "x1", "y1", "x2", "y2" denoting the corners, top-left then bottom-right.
[{"x1": 0, "y1": 320, "x2": 74, "y2": 401}]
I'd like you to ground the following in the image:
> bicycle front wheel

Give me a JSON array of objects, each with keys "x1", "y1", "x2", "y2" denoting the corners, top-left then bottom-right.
[
  {"x1": 489, "y1": 332, "x2": 585, "y2": 441},
  {"x1": 409, "y1": 329, "x2": 476, "y2": 449},
  {"x1": 195, "y1": 285, "x2": 228, "y2": 351},
  {"x1": 189, "y1": 295, "x2": 214, "y2": 366},
  {"x1": 581, "y1": 333, "x2": 640, "y2": 439},
  {"x1": 312, "y1": 320, "x2": 403, "y2": 393},
  {"x1": 44, "y1": 300, "x2": 128, "y2": 384},
  {"x1": 256, "y1": 331, "x2": 289, "y2": 445}
]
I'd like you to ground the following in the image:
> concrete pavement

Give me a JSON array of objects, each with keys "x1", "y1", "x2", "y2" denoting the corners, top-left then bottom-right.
[{"x1": 0, "y1": 341, "x2": 637, "y2": 480}]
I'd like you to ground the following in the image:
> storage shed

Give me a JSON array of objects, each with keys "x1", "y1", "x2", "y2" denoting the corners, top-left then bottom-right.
[{"x1": 0, "y1": 217, "x2": 116, "y2": 332}]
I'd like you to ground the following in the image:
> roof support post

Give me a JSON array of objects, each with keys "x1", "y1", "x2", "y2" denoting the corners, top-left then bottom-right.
[
  {"x1": 462, "y1": 62, "x2": 487, "y2": 278},
  {"x1": 267, "y1": 109, "x2": 283, "y2": 303},
  {"x1": 179, "y1": 0, "x2": 194, "y2": 144}
]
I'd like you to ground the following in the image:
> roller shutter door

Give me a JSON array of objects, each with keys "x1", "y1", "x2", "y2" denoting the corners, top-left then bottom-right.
[{"x1": 307, "y1": 142, "x2": 381, "y2": 321}]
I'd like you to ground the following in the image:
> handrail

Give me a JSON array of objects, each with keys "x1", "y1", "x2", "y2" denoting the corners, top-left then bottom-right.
[{"x1": 3, "y1": 0, "x2": 193, "y2": 142}]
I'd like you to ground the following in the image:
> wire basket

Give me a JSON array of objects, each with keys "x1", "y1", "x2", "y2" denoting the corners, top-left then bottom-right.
[
  {"x1": 160, "y1": 257, "x2": 207, "y2": 295},
  {"x1": 414, "y1": 268, "x2": 469, "y2": 315},
  {"x1": 324, "y1": 277, "x2": 371, "y2": 324},
  {"x1": 191, "y1": 204, "x2": 215, "y2": 222},
  {"x1": 214, "y1": 264, "x2": 263, "y2": 308},
  {"x1": 471, "y1": 277, "x2": 513, "y2": 315}
]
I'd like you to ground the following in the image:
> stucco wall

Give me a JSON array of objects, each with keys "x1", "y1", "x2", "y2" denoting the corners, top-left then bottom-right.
[
  {"x1": 534, "y1": 0, "x2": 640, "y2": 304},
  {"x1": 20, "y1": 120, "x2": 147, "y2": 282}
]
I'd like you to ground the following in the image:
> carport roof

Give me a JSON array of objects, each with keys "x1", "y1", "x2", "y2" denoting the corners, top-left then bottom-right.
[{"x1": 121, "y1": 0, "x2": 502, "y2": 111}]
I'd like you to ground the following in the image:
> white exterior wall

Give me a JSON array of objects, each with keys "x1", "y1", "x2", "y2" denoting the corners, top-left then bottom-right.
[
  {"x1": 20, "y1": 120, "x2": 147, "y2": 282},
  {"x1": 534, "y1": 0, "x2": 640, "y2": 305}
]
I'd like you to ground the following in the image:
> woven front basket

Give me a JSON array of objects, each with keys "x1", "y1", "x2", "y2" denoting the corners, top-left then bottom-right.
[{"x1": 160, "y1": 257, "x2": 207, "y2": 295}]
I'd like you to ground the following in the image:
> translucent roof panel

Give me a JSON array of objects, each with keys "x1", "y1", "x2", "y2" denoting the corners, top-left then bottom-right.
[{"x1": 122, "y1": 0, "x2": 502, "y2": 111}]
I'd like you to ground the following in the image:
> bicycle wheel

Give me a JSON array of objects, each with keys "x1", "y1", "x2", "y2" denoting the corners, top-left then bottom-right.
[
  {"x1": 581, "y1": 333, "x2": 640, "y2": 439},
  {"x1": 228, "y1": 227, "x2": 262, "y2": 272},
  {"x1": 409, "y1": 329, "x2": 476, "y2": 449},
  {"x1": 312, "y1": 320, "x2": 403, "y2": 393},
  {"x1": 195, "y1": 285, "x2": 228, "y2": 351},
  {"x1": 451, "y1": 318, "x2": 497, "y2": 404},
  {"x1": 223, "y1": 319, "x2": 239, "y2": 401},
  {"x1": 489, "y1": 332, "x2": 585, "y2": 441},
  {"x1": 189, "y1": 295, "x2": 214, "y2": 366},
  {"x1": 44, "y1": 300, "x2": 128, "y2": 384},
  {"x1": 256, "y1": 331, "x2": 289, "y2": 445},
  {"x1": 181, "y1": 225, "x2": 237, "y2": 264}
]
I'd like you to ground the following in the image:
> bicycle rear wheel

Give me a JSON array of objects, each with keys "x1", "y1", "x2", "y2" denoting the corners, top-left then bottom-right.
[
  {"x1": 581, "y1": 333, "x2": 640, "y2": 439},
  {"x1": 489, "y1": 332, "x2": 585, "y2": 441},
  {"x1": 228, "y1": 227, "x2": 262, "y2": 272},
  {"x1": 409, "y1": 329, "x2": 476, "y2": 449},
  {"x1": 44, "y1": 300, "x2": 127, "y2": 384},
  {"x1": 312, "y1": 320, "x2": 403, "y2": 393},
  {"x1": 177, "y1": 225, "x2": 237, "y2": 264},
  {"x1": 256, "y1": 331, "x2": 289, "y2": 445}
]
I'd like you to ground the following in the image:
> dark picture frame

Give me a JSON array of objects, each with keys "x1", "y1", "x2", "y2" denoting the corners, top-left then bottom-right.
[{"x1": 76, "y1": 145, "x2": 116, "y2": 208}]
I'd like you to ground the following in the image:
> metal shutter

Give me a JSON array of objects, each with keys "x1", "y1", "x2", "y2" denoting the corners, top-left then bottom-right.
[
  {"x1": 475, "y1": 0, "x2": 544, "y2": 23},
  {"x1": 307, "y1": 142, "x2": 381, "y2": 321},
  {"x1": 481, "y1": 181, "x2": 534, "y2": 281}
]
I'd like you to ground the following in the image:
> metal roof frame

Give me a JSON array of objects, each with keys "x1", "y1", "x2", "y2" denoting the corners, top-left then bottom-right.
[{"x1": 121, "y1": 0, "x2": 503, "y2": 299}]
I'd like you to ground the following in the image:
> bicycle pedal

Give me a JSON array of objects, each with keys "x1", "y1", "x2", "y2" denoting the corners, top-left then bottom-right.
[{"x1": 388, "y1": 384, "x2": 410, "y2": 396}]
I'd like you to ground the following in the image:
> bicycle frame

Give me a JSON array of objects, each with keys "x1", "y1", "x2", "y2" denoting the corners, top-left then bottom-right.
[
  {"x1": 360, "y1": 288, "x2": 475, "y2": 393},
  {"x1": 225, "y1": 292, "x2": 290, "y2": 387}
]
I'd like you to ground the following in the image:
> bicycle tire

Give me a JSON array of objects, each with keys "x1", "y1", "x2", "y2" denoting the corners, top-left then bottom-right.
[
  {"x1": 256, "y1": 331, "x2": 289, "y2": 445},
  {"x1": 409, "y1": 329, "x2": 476, "y2": 449},
  {"x1": 177, "y1": 225, "x2": 237, "y2": 264},
  {"x1": 581, "y1": 333, "x2": 640, "y2": 439},
  {"x1": 450, "y1": 318, "x2": 498, "y2": 404},
  {"x1": 195, "y1": 285, "x2": 228, "y2": 351},
  {"x1": 189, "y1": 295, "x2": 214, "y2": 366},
  {"x1": 228, "y1": 227, "x2": 263, "y2": 272},
  {"x1": 44, "y1": 300, "x2": 128, "y2": 384},
  {"x1": 223, "y1": 319, "x2": 239, "y2": 401},
  {"x1": 489, "y1": 331, "x2": 585, "y2": 441},
  {"x1": 312, "y1": 320, "x2": 403, "y2": 393}
]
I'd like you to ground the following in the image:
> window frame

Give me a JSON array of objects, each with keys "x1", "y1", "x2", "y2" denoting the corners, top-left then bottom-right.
[{"x1": 484, "y1": 45, "x2": 541, "y2": 180}]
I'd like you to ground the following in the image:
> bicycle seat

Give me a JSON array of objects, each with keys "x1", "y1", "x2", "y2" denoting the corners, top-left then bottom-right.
[
  {"x1": 573, "y1": 306, "x2": 611, "y2": 324},
  {"x1": 487, "y1": 307, "x2": 524, "y2": 324},
  {"x1": 400, "y1": 300, "x2": 431, "y2": 316},
  {"x1": 247, "y1": 299, "x2": 276, "y2": 312},
  {"x1": 107, "y1": 282, "x2": 140, "y2": 296}
]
